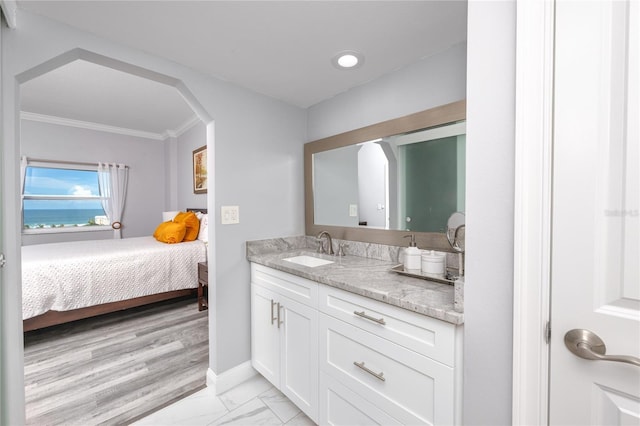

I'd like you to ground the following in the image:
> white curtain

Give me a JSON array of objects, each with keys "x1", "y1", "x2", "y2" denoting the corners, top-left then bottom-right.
[
  {"x1": 20, "y1": 156, "x2": 28, "y2": 212},
  {"x1": 98, "y1": 162, "x2": 129, "y2": 239}
]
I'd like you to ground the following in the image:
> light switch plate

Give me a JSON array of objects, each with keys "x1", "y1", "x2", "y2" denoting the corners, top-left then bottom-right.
[
  {"x1": 221, "y1": 205, "x2": 240, "y2": 224},
  {"x1": 349, "y1": 204, "x2": 358, "y2": 217}
]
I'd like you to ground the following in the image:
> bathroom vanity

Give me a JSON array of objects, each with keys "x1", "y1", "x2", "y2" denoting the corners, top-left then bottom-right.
[{"x1": 247, "y1": 237, "x2": 464, "y2": 425}]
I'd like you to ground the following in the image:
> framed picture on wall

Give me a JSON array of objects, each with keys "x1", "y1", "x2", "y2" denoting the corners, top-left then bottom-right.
[{"x1": 193, "y1": 145, "x2": 207, "y2": 194}]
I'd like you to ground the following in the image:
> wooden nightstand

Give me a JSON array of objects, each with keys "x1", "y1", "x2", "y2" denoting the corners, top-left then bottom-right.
[{"x1": 198, "y1": 261, "x2": 208, "y2": 311}]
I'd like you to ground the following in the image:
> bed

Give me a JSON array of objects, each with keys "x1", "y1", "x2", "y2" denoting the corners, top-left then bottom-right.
[{"x1": 22, "y1": 209, "x2": 208, "y2": 331}]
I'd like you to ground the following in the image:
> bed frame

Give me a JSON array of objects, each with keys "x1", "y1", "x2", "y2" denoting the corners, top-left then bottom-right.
[
  {"x1": 23, "y1": 208, "x2": 208, "y2": 332},
  {"x1": 23, "y1": 289, "x2": 196, "y2": 332}
]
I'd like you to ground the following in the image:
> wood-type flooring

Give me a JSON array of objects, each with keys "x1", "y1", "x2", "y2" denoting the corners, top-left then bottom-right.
[{"x1": 23, "y1": 297, "x2": 208, "y2": 425}]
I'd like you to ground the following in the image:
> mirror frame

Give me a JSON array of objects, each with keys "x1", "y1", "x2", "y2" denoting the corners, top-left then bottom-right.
[{"x1": 305, "y1": 100, "x2": 466, "y2": 251}]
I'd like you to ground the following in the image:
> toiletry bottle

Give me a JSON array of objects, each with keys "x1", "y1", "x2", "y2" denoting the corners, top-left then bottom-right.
[{"x1": 403, "y1": 234, "x2": 421, "y2": 271}]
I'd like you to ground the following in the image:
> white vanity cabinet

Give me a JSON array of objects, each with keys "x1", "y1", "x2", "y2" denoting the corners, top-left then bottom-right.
[
  {"x1": 250, "y1": 263, "x2": 319, "y2": 423},
  {"x1": 318, "y1": 285, "x2": 463, "y2": 425},
  {"x1": 250, "y1": 263, "x2": 463, "y2": 425}
]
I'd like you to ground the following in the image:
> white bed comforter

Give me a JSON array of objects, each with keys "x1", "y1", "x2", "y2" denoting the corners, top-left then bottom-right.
[{"x1": 21, "y1": 236, "x2": 207, "y2": 320}]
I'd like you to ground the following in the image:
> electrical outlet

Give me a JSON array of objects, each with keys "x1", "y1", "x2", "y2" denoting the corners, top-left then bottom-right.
[
  {"x1": 349, "y1": 204, "x2": 358, "y2": 217},
  {"x1": 221, "y1": 205, "x2": 240, "y2": 224}
]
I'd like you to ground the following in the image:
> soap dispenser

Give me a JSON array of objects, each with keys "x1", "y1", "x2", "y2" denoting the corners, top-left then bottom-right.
[{"x1": 403, "y1": 234, "x2": 421, "y2": 271}]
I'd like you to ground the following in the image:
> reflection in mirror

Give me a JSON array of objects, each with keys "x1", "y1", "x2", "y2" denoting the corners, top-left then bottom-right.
[
  {"x1": 313, "y1": 121, "x2": 465, "y2": 232},
  {"x1": 446, "y1": 211, "x2": 466, "y2": 252}
]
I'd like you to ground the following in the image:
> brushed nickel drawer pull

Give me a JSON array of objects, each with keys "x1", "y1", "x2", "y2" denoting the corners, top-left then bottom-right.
[
  {"x1": 354, "y1": 310, "x2": 386, "y2": 325},
  {"x1": 271, "y1": 299, "x2": 277, "y2": 325},
  {"x1": 277, "y1": 302, "x2": 284, "y2": 329},
  {"x1": 353, "y1": 361, "x2": 386, "y2": 382}
]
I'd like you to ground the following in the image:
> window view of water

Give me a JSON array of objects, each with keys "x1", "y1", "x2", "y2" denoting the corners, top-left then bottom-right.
[
  {"x1": 23, "y1": 209, "x2": 107, "y2": 228},
  {"x1": 22, "y1": 166, "x2": 107, "y2": 229}
]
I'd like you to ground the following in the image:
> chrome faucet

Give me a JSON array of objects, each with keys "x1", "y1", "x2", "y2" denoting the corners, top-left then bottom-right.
[{"x1": 316, "y1": 231, "x2": 334, "y2": 255}]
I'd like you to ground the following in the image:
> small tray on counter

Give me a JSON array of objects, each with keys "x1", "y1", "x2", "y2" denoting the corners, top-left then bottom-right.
[{"x1": 390, "y1": 264, "x2": 456, "y2": 285}]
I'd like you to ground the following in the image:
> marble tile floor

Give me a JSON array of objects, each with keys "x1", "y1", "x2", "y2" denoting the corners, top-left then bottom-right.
[{"x1": 133, "y1": 374, "x2": 315, "y2": 426}]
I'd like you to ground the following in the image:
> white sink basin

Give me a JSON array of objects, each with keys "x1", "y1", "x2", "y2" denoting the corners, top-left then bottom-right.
[{"x1": 283, "y1": 255, "x2": 334, "y2": 268}]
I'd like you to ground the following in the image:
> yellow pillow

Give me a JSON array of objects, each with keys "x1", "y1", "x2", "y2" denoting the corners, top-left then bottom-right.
[
  {"x1": 174, "y1": 211, "x2": 200, "y2": 242},
  {"x1": 154, "y1": 221, "x2": 186, "y2": 244}
]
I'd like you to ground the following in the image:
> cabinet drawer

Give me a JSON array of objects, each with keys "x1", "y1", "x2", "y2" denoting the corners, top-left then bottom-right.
[
  {"x1": 251, "y1": 263, "x2": 318, "y2": 307},
  {"x1": 320, "y1": 314, "x2": 455, "y2": 426},
  {"x1": 319, "y1": 285, "x2": 456, "y2": 366},
  {"x1": 198, "y1": 262, "x2": 208, "y2": 283},
  {"x1": 320, "y1": 372, "x2": 402, "y2": 426}
]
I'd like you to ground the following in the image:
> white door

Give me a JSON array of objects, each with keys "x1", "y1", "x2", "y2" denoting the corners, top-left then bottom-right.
[{"x1": 550, "y1": 0, "x2": 640, "y2": 424}]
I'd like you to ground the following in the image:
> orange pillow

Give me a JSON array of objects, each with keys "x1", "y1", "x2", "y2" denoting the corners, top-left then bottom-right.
[
  {"x1": 173, "y1": 211, "x2": 200, "y2": 242},
  {"x1": 154, "y1": 221, "x2": 186, "y2": 244},
  {"x1": 153, "y1": 221, "x2": 171, "y2": 239}
]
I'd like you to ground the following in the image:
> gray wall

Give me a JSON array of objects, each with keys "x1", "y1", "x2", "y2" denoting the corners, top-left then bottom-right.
[
  {"x1": 307, "y1": 34, "x2": 512, "y2": 424},
  {"x1": 307, "y1": 42, "x2": 467, "y2": 141},
  {"x1": 1, "y1": 13, "x2": 306, "y2": 423},
  {"x1": 164, "y1": 135, "x2": 179, "y2": 212},
  {"x1": 0, "y1": 16, "x2": 5, "y2": 425},
  {"x1": 176, "y1": 121, "x2": 207, "y2": 211},
  {"x1": 358, "y1": 143, "x2": 387, "y2": 228},
  {"x1": 313, "y1": 145, "x2": 359, "y2": 227},
  {"x1": 464, "y1": 2, "x2": 515, "y2": 424},
  {"x1": 0, "y1": 7, "x2": 518, "y2": 425},
  {"x1": 211, "y1": 96, "x2": 306, "y2": 372},
  {"x1": 307, "y1": 14, "x2": 517, "y2": 423},
  {"x1": 20, "y1": 119, "x2": 166, "y2": 245}
]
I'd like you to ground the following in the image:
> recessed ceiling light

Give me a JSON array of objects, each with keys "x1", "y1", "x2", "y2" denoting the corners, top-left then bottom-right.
[{"x1": 332, "y1": 51, "x2": 364, "y2": 70}]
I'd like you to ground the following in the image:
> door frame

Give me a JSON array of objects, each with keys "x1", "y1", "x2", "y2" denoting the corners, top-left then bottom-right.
[{"x1": 512, "y1": 0, "x2": 555, "y2": 424}]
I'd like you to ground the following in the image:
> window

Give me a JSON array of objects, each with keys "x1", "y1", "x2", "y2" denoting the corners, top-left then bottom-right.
[{"x1": 22, "y1": 165, "x2": 109, "y2": 232}]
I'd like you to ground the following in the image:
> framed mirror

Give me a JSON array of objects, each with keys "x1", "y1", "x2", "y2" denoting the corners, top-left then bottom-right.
[{"x1": 305, "y1": 100, "x2": 466, "y2": 250}]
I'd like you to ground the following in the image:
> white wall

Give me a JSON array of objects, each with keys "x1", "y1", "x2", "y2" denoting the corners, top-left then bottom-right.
[
  {"x1": 1, "y1": 11, "x2": 306, "y2": 423},
  {"x1": 20, "y1": 119, "x2": 166, "y2": 245},
  {"x1": 464, "y1": 1, "x2": 515, "y2": 424}
]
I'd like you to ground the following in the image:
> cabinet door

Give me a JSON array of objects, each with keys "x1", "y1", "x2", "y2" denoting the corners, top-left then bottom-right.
[
  {"x1": 251, "y1": 284, "x2": 280, "y2": 387},
  {"x1": 280, "y1": 295, "x2": 319, "y2": 423}
]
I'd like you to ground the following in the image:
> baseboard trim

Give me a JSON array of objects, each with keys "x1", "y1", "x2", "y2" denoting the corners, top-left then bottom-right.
[{"x1": 206, "y1": 361, "x2": 258, "y2": 395}]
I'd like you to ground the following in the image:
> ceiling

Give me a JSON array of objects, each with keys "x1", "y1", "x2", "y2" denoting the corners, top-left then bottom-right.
[
  {"x1": 16, "y1": 1, "x2": 467, "y2": 137},
  {"x1": 20, "y1": 60, "x2": 197, "y2": 139}
]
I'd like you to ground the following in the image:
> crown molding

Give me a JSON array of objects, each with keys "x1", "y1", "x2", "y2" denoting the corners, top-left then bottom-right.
[
  {"x1": 163, "y1": 115, "x2": 201, "y2": 139},
  {"x1": 20, "y1": 111, "x2": 168, "y2": 141}
]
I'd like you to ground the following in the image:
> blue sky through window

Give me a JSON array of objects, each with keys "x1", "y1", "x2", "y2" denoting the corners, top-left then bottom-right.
[{"x1": 23, "y1": 167, "x2": 103, "y2": 210}]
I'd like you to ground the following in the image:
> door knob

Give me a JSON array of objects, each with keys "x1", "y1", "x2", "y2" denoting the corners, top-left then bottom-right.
[{"x1": 564, "y1": 329, "x2": 640, "y2": 367}]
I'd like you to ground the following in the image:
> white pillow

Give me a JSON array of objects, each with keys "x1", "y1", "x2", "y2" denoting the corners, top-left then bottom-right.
[{"x1": 197, "y1": 214, "x2": 208, "y2": 242}]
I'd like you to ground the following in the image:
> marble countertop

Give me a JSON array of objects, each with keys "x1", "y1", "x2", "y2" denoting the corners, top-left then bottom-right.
[{"x1": 247, "y1": 242, "x2": 464, "y2": 325}]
